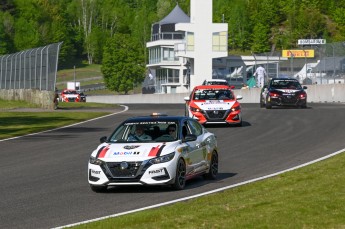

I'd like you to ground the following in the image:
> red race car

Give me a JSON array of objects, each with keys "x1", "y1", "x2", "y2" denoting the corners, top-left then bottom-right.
[
  {"x1": 184, "y1": 85, "x2": 243, "y2": 126},
  {"x1": 60, "y1": 89, "x2": 82, "y2": 102}
]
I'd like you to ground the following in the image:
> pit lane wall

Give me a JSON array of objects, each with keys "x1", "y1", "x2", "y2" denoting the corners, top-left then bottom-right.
[
  {"x1": 0, "y1": 89, "x2": 55, "y2": 109},
  {"x1": 86, "y1": 84, "x2": 345, "y2": 104}
]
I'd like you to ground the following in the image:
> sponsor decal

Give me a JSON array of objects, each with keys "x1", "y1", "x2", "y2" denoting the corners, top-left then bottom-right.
[
  {"x1": 123, "y1": 145, "x2": 140, "y2": 150},
  {"x1": 278, "y1": 89, "x2": 297, "y2": 93},
  {"x1": 148, "y1": 168, "x2": 165, "y2": 175},
  {"x1": 91, "y1": 169, "x2": 101, "y2": 175},
  {"x1": 113, "y1": 151, "x2": 140, "y2": 155},
  {"x1": 97, "y1": 145, "x2": 110, "y2": 158},
  {"x1": 148, "y1": 145, "x2": 165, "y2": 157},
  {"x1": 204, "y1": 101, "x2": 226, "y2": 105}
]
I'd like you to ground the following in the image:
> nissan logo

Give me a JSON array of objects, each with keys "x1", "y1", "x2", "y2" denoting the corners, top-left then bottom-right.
[{"x1": 120, "y1": 161, "x2": 129, "y2": 170}]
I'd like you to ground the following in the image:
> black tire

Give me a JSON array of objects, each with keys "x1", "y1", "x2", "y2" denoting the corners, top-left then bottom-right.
[
  {"x1": 265, "y1": 98, "x2": 272, "y2": 109},
  {"x1": 260, "y1": 95, "x2": 265, "y2": 108},
  {"x1": 90, "y1": 184, "x2": 107, "y2": 193},
  {"x1": 233, "y1": 119, "x2": 242, "y2": 127},
  {"x1": 204, "y1": 151, "x2": 218, "y2": 180},
  {"x1": 172, "y1": 158, "x2": 186, "y2": 190}
]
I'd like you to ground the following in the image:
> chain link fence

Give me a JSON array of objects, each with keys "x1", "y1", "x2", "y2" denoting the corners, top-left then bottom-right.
[
  {"x1": 253, "y1": 41, "x2": 345, "y2": 85},
  {"x1": 0, "y1": 42, "x2": 63, "y2": 91}
]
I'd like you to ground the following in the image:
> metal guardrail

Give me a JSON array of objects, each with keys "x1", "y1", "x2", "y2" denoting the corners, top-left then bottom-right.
[{"x1": 0, "y1": 42, "x2": 63, "y2": 91}]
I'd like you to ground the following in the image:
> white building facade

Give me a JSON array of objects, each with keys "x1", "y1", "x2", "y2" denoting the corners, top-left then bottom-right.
[
  {"x1": 145, "y1": 0, "x2": 286, "y2": 94},
  {"x1": 145, "y1": 0, "x2": 228, "y2": 94}
]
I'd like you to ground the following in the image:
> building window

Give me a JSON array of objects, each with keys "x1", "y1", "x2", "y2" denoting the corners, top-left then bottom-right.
[
  {"x1": 213, "y1": 31, "x2": 227, "y2": 52},
  {"x1": 187, "y1": 32, "x2": 194, "y2": 51},
  {"x1": 163, "y1": 47, "x2": 177, "y2": 61},
  {"x1": 149, "y1": 47, "x2": 161, "y2": 64}
]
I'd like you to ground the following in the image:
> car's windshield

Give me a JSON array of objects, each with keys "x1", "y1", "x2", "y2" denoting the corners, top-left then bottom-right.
[
  {"x1": 270, "y1": 80, "x2": 302, "y2": 90},
  {"x1": 193, "y1": 89, "x2": 234, "y2": 100},
  {"x1": 204, "y1": 81, "x2": 228, "y2": 85},
  {"x1": 108, "y1": 121, "x2": 179, "y2": 143},
  {"x1": 63, "y1": 90, "x2": 78, "y2": 94}
]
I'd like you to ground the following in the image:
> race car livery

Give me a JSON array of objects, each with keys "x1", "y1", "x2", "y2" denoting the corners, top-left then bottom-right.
[
  {"x1": 88, "y1": 114, "x2": 218, "y2": 192},
  {"x1": 60, "y1": 89, "x2": 82, "y2": 102},
  {"x1": 260, "y1": 78, "x2": 307, "y2": 109},
  {"x1": 184, "y1": 85, "x2": 243, "y2": 126}
]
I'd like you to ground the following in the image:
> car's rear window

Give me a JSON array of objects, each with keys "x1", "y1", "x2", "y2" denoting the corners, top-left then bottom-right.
[{"x1": 270, "y1": 80, "x2": 302, "y2": 90}]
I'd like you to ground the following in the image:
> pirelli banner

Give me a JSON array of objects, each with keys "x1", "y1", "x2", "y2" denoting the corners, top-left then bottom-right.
[{"x1": 282, "y1": 50, "x2": 315, "y2": 58}]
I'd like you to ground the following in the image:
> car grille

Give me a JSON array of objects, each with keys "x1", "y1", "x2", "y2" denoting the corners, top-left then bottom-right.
[
  {"x1": 205, "y1": 110, "x2": 229, "y2": 119},
  {"x1": 105, "y1": 161, "x2": 142, "y2": 178},
  {"x1": 281, "y1": 95, "x2": 298, "y2": 104},
  {"x1": 67, "y1": 98, "x2": 76, "y2": 102}
]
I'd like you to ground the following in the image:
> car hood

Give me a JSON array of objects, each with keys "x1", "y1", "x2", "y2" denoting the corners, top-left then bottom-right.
[
  {"x1": 270, "y1": 89, "x2": 302, "y2": 94},
  {"x1": 62, "y1": 94, "x2": 79, "y2": 98},
  {"x1": 193, "y1": 100, "x2": 236, "y2": 110},
  {"x1": 92, "y1": 142, "x2": 177, "y2": 162}
]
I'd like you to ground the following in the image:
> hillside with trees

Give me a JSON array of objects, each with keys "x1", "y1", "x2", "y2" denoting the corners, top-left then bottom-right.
[{"x1": 1, "y1": 0, "x2": 344, "y2": 93}]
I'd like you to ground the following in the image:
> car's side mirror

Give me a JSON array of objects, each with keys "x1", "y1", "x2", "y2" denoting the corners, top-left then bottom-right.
[
  {"x1": 184, "y1": 96, "x2": 190, "y2": 101},
  {"x1": 236, "y1": 95, "x2": 243, "y2": 100},
  {"x1": 100, "y1": 136, "x2": 107, "y2": 143},
  {"x1": 230, "y1": 85, "x2": 235, "y2": 89},
  {"x1": 183, "y1": 134, "x2": 197, "y2": 142}
]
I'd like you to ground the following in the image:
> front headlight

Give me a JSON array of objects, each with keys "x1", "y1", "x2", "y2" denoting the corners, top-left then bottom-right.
[
  {"x1": 149, "y1": 152, "x2": 175, "y2": 164},
  {"x1": 231, "y1": 105, "x2": 241, "y2": 112},
  {"x1": 89, "y1": 156, "x2": 103, "y2": 165},
  {"x1": 190, "y1": 106, "x2": 203, "y2": 112}
]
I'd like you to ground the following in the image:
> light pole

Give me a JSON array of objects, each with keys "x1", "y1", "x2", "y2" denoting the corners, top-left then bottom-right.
[{"x1": 289, "y1": 50, "x2": 294, "y2": 77}]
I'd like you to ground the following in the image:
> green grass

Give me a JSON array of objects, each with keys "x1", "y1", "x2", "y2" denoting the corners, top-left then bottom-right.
[
  {"x1": 0, "y1": 99, "x2": 41, "y2": 109},
  {"x1": 0, "y1": 99, "x2": 117, "y2": 139},
  {"x1": 0, "y1": 112, "x2": 109, "y2": 139},
  {"x1": 73, "y1": 152, "x2": 345, "y2": 229},
  {"x1": 57, "y1": 101, "x2": 118, "y2": 109},
  {"x1": 55, "y1": 64, "x2": 142, "y2": 94},
  {"x1": 57, "y1": 64, "x2": 102, "y2": 83}
]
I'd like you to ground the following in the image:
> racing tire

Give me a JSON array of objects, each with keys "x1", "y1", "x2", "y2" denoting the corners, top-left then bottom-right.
[
  {"x1": 265, "y1": 99, "x2": 272, "y2": 109},
  {"x1": 90, "y1": 184, "x2": 107, "y2": 193},
  {"x1": 260, "y1": 95, "x2": 265, "y2": 108},
  {"x1": 235, "y1": 117, "x2": 243, "y2": 127},
  {"x1": 172, "y1": 158, "x2": 186, "y2": 190},
  {"x1": 203, "y1": 151, "x2": 218, "y2": 180}
]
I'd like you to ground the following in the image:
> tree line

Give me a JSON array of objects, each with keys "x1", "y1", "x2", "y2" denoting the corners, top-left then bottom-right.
[{"x1": 1, "y1": 0, "x2": 344, "y2": 93}]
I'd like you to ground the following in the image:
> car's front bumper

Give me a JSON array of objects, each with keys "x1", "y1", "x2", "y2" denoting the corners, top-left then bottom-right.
[
  {"x1": 269, "y1": 95, "x2": 306, "y2": 107},
  {"x1": 88, "y1": 159, "x2": 177, "y2": 187},
  {"x1": 190, "y1": 109, "x2": 242, "y2": 125}
]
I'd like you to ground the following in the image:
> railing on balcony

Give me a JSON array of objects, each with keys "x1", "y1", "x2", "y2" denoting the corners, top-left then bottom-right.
[{"x1": 151, "y1": 32, "x2": 185, "y2": 41}]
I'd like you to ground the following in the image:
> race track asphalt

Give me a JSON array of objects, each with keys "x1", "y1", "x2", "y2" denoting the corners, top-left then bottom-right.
[{"x1": 0, "y1": 103, "x2": 345, "y2": 229}]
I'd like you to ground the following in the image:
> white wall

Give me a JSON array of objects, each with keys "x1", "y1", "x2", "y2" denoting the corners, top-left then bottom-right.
[{"x1": 86, "y1": 84, "x2": 345, "y2": 104}]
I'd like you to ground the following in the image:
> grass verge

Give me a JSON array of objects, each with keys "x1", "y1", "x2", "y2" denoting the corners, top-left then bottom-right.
[
  {"x1": 0, "y1": 99, "x2": 117, "y2": 140},
  {"x1": 72, "y1": 151, "x2": 345, "y2": 229}
]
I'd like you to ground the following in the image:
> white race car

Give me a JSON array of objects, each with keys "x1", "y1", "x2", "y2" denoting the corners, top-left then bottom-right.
[{"x1": 88, "y1": 113, "x2": 218, "y2": 192}]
